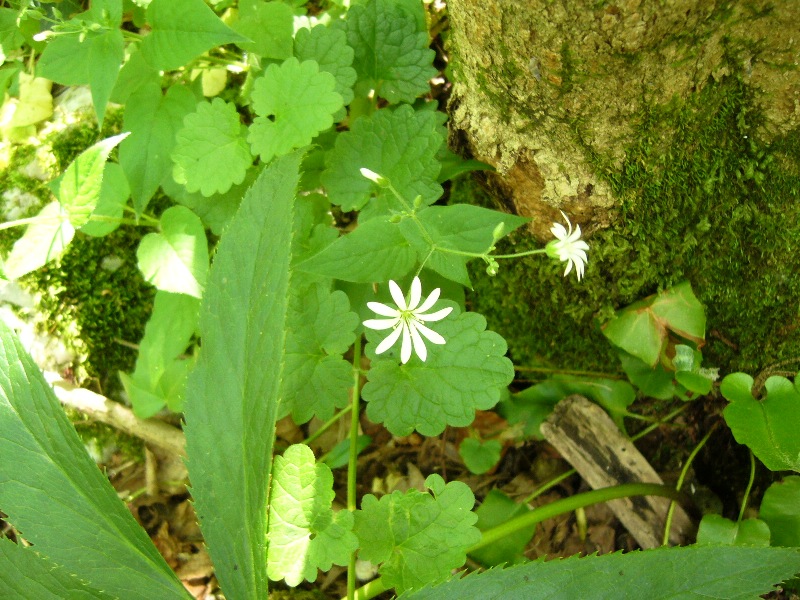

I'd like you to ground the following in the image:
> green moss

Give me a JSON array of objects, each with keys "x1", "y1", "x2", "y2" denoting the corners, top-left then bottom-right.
[{"x1": 464, "y1": 73, "x2": 800, "y2": 375}]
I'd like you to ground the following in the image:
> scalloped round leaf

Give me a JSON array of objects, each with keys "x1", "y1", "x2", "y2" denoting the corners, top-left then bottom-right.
[
  {"x1": 247, "y1": 58, "x2": 342, "y2": 163},
  {"x1": 362, "y1": 306, "x2": 514, "y2": 436},
  {"x1": 136, "y1": 206, "x2": 209, "y2": 298},
  {"x1": 353, "y1": 474, "x2": 480, "y2": 594},
  {"x1": 294, "y1": 24, "x2": 356, "y2": 108},
  {"x1": 171, "y1": 98, "x2": 252, "y2": 197},
  {"x1": 459, "y1": 438, "x2": 502, "y2": 475},
  {"x1": 321, "y1": 104, "x2": 443, "y2": 212},
  {"x1": 722, "y1": 373, "x2": 800, "y2": 472},
  {"x1": 340, "y1": 0, "x2": 436, "y2": 104},
  {"x1": 267, "y1": 444, "x2": 357, "y2": 586}
]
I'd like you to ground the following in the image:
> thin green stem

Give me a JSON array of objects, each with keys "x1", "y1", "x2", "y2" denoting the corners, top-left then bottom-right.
[
  {"x1": 631, "y1": 404, "x2": 689, "y2": 442},
  {"x1": 662, "y1": 421, "x2": 719, "y2": 545},
  {"x1": 302, "y1": 405, "x2": 352, "y2": 447},
  {"x1": 521, "y1": 468, "x2": 576, "y2": 504},
  {"x1": 738, "y1": 451, "x2": 756, "y2": 523},
  {"x1": 473, "y1": 482, "x2": 686, "y2": 554},
  {"x1": 347, "y1": 337, "x2": 363, "y2": 600},
  {"x1": 0, "y1": 214, "x2": 143, "y2": 231},
  {"x1": 341, "y1": 577, "x2": 388, "y2": 600},
  {"x1": 514, "y1": 365, "x2": 624, "y2": 379},
  {"x1": 492, "y1": 248, "x2": 548, "y2": 259}
]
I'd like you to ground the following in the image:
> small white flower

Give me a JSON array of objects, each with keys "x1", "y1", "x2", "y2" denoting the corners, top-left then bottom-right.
[
  {"x1": 363, "y1": 277, "x2": 453, "y2": 364},
  {"x1": 359, "y1": 167, "x2": 388, "y2": 187},
  {"x1": 546, "y1": 210, "x2": 590, "y2": 281}
]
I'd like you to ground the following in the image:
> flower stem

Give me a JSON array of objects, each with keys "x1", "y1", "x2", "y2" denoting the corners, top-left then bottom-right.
[
  {"x1": 347, "y1": 337, "x2": 363, "y2": 600},
  {"x1": 301, "y1": 404, "x2": 352, "y2": 447}
]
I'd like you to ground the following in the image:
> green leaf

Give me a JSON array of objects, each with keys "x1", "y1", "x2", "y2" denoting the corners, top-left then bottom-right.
[
  {"x1": 322, "y1": 435, "x2": 371, "y2": 469},
  {"x1": 696, "y1": 515, "x2": 771, "y2": 546},
  {"x1": 721, "y1": 372, "x2": 800, "y2": 472},
  {"x1": 471, "y1": 489, "x2": 535, "y2": 568},
  {"x1": 79, "y1": 162, "x2": 130, "y2": 237},
  {"x1": 233, "y1": 0, "x2": 293, "y2": 59},
  {"x1": 140, "y1": 0, "x2": 248, "y2": 71},
  {"x1": 340, "y1": 0, "x2": 436, "y2": 104},
  {"x1": 402, "y1": 204, "x2": 530, "y2": 286},
  {"x1": 267, "y1": 444, "x2": 358, "y2": 586},
  {"x1": 760, "y1": 476, "x2": 800, "y2": 547},
  {"x1": 618, "y1": 351, "x2": 676, "y2": 400},
  {"x1": 0, "y1": 8, "x2": 25, "y2": 57},
  {"x1": 123, "y1": 290, "x2": 199, "y2": 418},
  {"x1": 322, "y1": 104, "x2": 443, "y2": 212},
  {"x1": 363, "y1": 305, "x2": 514, "y2": 436},
  {"x1": 36, "y1": 1, "x2": 124, "y2": 123},
  {"x1": 294, "y1": 24, "x2": 357, "y2": 109},
  {"x1": 110, "y1": 46, "x2": 161, "y2": 105},
  {"x1": 172, "y1": 98, "x2": 252, "y2": 196},
  {"x1": 57, "y1": 132, "x2": 128, "y2": 227},
  {"x1": 137, "y1": 205, "x2": 209, "y2": 298},
  {"x1": 602, "y1": 282, "x2": 705, "y2": 366},
  {"x1": 183, "y1": 152, "x2": 301, "y2": 600},
  {"x1": 120, "y1": 83, "x2": 198, "y2": 214},
  {"x1": 0, "y1": 320, "x2": 189, "y2": 599},
  {"x1": 400, "y1": 545, "x2": 800, "y2": 600},
  {"x1": 247, "y1": 57, "x2": 342, "y2": 163},
  {"x1": 459, "y1": 438, "x2": 502, "y2": 475},
  {"x1": 280, "y1": 281, "x2": 359, "y2": 423},
  {"x1": 296, "y1": 216, "x2": 416, "y2": 283},
  {"x1": 354, "y1": 474, "x2": 481, "y2": 594},
  {"x1": 0, "y1": 538, "x2": 114, "y2": 600},
  {"x1": 3, "y1": 201, "x2": 75, "y2": 280}
]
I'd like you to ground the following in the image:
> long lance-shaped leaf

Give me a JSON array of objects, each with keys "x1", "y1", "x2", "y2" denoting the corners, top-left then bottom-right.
[
  {"x1": 184, "y1": 152, "x2": 301, "y2": 599},
  {"x1": 0, "y1": 320, "x2": 189, "y2": 599}
]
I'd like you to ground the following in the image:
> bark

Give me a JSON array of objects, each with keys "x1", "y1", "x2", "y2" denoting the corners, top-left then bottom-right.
[{"x1": 446, "y1": 0, "x2": 800, "y2": 372}]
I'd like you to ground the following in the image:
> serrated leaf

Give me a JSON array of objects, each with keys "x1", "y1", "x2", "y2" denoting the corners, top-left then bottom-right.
[
  {"x1": 400, "y1": 545, "x2": 800, "y2": 600},
  {"x1": 279, "y1": 281, "x2": 358, "y2": 423},
  {"x1": 79, "y1": 162, "x2": 130, "y2": 237},
  {"x1": 760, "y1": 476, "x2": 800, "y2": 547},
  {"x1": 294, "y1": 24, "x2": 357, "y2": 109},
  {"x1": 459, "y1": 438, "x2": 502, "y2": 475},
  {"x1": 0, "y1": 538, "x2": 115, "y2": 600},
  {"x1": 248, "y1": 57, "x2": 342, "y2": 163},
  {"x1": 234, "y1": 0, "x2": 293, "y2": 59},
  {"x1": 3, "y1": 201, "x2": 75, "y2": 280},
  {"x1": 120, "y1": 83, "x2": 198, "y2": 214},
  {"x1": 36, "y1": 0, "x2": 123, "y2": 124},
  {"x1": 267, "y1": 444, "x2": 357, "y2": 586},
  {"x1": 57, "y1": 132, "x2": 128, "y2": 227},
  {"x1": 340, "y1": 0, "x2": 436, "y2": 104},
  {"x1": 183, "y1": 152, "x2": 301, "y2": 599},
  {"x1": 140, "y1": 0, "x2": 248, "y2": 71},
  {"x1": 296, "y1": 216, "x2": 416, "y2": 283},
  {"x1": 321, "y1": 104, "x2": 443, "y2": 212},
  {"x1": 172, "y1": 98, "x2": 252, "y2": 196},
  {"x1": 137, "y1": 205, "x2": 208, "y2": 298},
  {"x1": 0, "y1": 320, "x2": 189, "y2": 599},
  {"x1": 363, "y1": 305, "x2": 514, "y2": 436},
  {"x1": 696, "y1": 515, "x2": 771, "y2": 546},
  {"x1": 721, "y1": 372, "x2": 800, "y2": 472},
  {"x1": 354, "y1": 473, "x2": 480, "y2": 594}
]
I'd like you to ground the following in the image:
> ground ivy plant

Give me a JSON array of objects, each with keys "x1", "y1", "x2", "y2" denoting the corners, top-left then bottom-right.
[{"x1": 1, "y1": 1, "x2": 799, "y2": 599}]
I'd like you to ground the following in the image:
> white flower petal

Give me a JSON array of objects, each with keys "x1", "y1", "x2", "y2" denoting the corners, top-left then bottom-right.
[
  {"x1": 414, "y1": 321, "x2": 446, "y2": 345},
  {"x1": 550, "y1": 222, "x2": 567, "y2": 239},
  {"x1": 407, "y1": 276, "x2": 422, "y2": 311},
  {"x1": 417, "y1": 306, "x2": 453, "y2": 322},
  {"x1": 367, "y1": 301, "x2": 400, "y2": 317},
  {"x1": 363, "y1": 318, "x2": 399, "y2": 330},
  {"x1": 416, "y1": 287, "x2": 441, "y2": 313},
  {"x1": 400, "y1": 323, "x2": 413, "y2": 364},
  {"x1": 408, "y1": 322, "x2": 428, "y2": 362},
  {"x1": 375, "y1": 325, "x2": 403, "y2": 354},
  {"x1": 388, "y1": 279, "x2": 407, "y2": 310}
]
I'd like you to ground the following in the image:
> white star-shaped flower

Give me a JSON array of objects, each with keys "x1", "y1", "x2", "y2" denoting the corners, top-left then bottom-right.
[
  {"x1": 546, "y1": 211, "x2": 590, "y2": 281},
  {"x1": 363, "y1": 277, "x2": 453, "y2": 364}
]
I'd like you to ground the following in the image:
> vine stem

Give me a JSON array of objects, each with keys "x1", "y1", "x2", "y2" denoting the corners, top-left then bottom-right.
[
  {"x1": 343, "y1": 483, "x2": 688, "y2": 600},
  {"x1": 738, "y1": 451, "x2": 756, "y2": 523},
  {"x1": 661, "y1": 421, "x2": 719, "y2": 545},
  {"x1": 347, "y1": 337, "x2": 363, "y2": 600}
]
